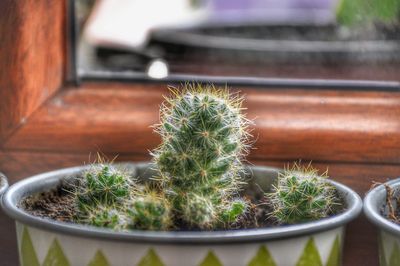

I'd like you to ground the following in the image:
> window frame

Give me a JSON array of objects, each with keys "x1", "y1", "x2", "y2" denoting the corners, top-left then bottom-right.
[{"x1": 69, "y1": 0, "x2": 400, "y2": 91}]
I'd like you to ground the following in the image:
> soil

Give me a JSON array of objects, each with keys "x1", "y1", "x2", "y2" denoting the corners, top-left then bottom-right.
[
  {"x1": 20, "y1": 178, "x2": 345, "y2": 231},
  {"x1": 377, "y1": 183, "x2": 400, "y2": 224},
  {"x1": 20, "y1": 182, "x2": 76, "y2": 223}
]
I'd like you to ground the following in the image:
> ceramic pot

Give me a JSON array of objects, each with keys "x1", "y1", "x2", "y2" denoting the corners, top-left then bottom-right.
[
  {"x1": 364, "y1": 178, "x2": 400, "y2": 266},
  {"x1": 1, "y1": 163, "x2": 362, "y2": 266},
  {"x1": 0, "y1": 172, "x2": 8, "y2": 197}
]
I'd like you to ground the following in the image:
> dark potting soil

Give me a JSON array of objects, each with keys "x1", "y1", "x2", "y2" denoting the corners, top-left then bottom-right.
[
  {"x1": 20, "y1": 180, "x2": 345, "y2": 231},
  {"x1": 20, "y1": 182, "x2": 76, "y2": 223}
]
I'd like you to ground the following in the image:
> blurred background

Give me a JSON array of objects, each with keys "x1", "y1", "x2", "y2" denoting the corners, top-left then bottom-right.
[{"x1": 76, "y1": 0, "x2": 400, "y2": 82}]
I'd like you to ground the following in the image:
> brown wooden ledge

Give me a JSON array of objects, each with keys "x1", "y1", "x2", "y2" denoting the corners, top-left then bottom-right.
[{"x1": 4, "y1": 81, "x2": 400, "y2": 165}]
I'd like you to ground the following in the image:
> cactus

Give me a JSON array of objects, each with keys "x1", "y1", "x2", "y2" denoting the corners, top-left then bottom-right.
[
  {"x1": 269, "y1": 163, "x2": 337, "y2": 224},
  {"x1": 221, "y1": 199, "x2": 248, "y2": 224},
  {"x1": 126, "y1": 189, "x2": 172, "y2": 231},
  {"x1": 183, "y1": 193, "x2": 216, "y2": 228},
  {"x1": 73, "y1": 162, "x2": 134, "y2": 230},
  {"x1": 67, "y1": 84, "x2": 343, "y2": 231},
  {"x1": 75, "y1": 164, "x2": 132, "y2": 209},
  {"x1": 152, "y1": 84, "x2": 251, "y2": 229},
  {"x1": 78, "y1": 204, "x2": 127, "y2": 230},
  {"x1": 71, "y1": 84, "x2": 251, "y2": 230}
]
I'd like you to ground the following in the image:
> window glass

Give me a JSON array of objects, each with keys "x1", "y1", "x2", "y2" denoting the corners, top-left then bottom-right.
[{"x1": 76, "y1": 0, "x2": 400, "y2": 83}]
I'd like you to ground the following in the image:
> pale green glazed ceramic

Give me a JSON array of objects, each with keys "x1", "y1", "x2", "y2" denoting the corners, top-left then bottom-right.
[{"x1": 2, "y1": 163, "x2": 362, "y2": 266}]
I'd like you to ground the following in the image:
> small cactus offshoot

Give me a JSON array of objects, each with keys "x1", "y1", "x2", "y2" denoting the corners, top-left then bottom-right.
[
  {"x1": 72, "y1": 162, "x2": 135, "y2": 230},
  {"x1": 126, "y1": 190, "x2": 172, "y2": 231},
  {"x1": 152, "y1": 84, "x2": 251, "y2": 229},
  {"x1": 75, "y1": 164, "x2": 132, "y2": 209},
  {"x1": 221, "y1": 199, "x2": 248, "y2": 224},
  {"x1": 78, "y1": 204, "x2": 127, "y2": 230},
  {"x1": 269, "y1": 163, "x2": 337, "y2": 224},
  {"x1": 183, "y1": 193, "x2": 216, "y2": 229}
]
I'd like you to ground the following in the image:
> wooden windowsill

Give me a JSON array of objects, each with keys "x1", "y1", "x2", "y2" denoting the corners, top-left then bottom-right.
[{"x1": 4, "y1": 81, "x2": 400, "y2": 165}]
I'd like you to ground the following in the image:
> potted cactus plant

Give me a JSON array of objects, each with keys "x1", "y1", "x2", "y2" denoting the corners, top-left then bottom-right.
[
  {"x1": 364, "y1": 179, "x2": 400, "y2": 266},
  {"x1": 1, "y1": 84, "x2": 361, "y2": 266}
]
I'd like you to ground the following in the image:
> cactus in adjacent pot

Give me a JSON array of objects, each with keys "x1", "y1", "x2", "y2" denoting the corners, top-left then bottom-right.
[
  {"x1": 269, "y1": 163, "x2": 337, "y2": 224},
  {"x1": 152, "y1": 84, "x2": 251, "y2": 229}
]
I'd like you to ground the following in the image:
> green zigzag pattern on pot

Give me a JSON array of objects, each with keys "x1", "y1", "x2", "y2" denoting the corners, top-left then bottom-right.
[
  {"x1": 20, "y1": 227, "x2": 40, "y2": 266},
  {"x1": 248, "y1": 245, "x2": 276, "y2": 266},
  {"x1": 42, "y1": 239, "x2": 70, "y2": 266},
  {"x1": 389, "y1": 243, "x2": 400, "y2": 266},
  {"x1": 137, "y1": 249, "x2": 164, "y2": 266},
  {"x1": 19, "y1": 227, "x2": 341, "y2": 266},
  {"x1": 379, "y1": 234, "x2": 400, "y2": 266},
  {"x1": 88, "y1": 250, "x2": 110, "y2": 266},
  {"x1": 199, "y1": 251, "x2": 223, "y2": 266},
  {"x1": 296, "y1": 238, "x2": 322, "y2": 266},
  {"x1": 326, "y1": 236, "x2": 341, "y2": 266}
]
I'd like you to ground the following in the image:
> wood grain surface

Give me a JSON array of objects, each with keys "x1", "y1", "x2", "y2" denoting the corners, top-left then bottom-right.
[
  {"x1": 0, "y1": 0, "x2": 65, "y2": 143},
  {"x1": 4, "y1": 82, "x2": 400, "y2": 165}
]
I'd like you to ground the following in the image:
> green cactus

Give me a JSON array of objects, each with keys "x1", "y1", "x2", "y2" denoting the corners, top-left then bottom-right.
[
  {"x1": 71, "y1": 84, "x2": 252, "y2": 230},
  {"x1": 68, "y1": 84, "x2": 344, "y2": 232},
  {"x1": 152, "y1": 84, "x2": 251, "y2": 229},
  {"x1": 75, "y1": 164, "x2": 132, "y2": 208},
  {"x1": 78, "y1": 204, "x2": 127, "y2": 230},
  {"x1": 269, "y1": 163, "x2": 337, "y2": 224},
  {"x1": 221, "y1": 199, "x2": 248, "y2": 224},
  {"x1": 126, "y1": 189, "x2": 172, "y2": 231},
  {"x1": 183, "y1": 193, "x2": 216, "y2": 229},
  {"x1": 72, "y1": 161, "x2": 135, "y2": 230}
]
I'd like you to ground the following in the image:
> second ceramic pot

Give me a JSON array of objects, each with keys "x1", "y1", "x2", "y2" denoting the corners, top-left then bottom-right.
[{"x1": 364, "y1": 178, "x2": 400, "y2": 266}]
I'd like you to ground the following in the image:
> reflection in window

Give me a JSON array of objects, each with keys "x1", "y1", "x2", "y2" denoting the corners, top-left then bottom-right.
[{"x1": 77, "y1": 0, "x2": 400, "y2": 82}]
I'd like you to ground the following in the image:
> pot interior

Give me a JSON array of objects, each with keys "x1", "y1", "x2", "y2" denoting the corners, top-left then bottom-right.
[
  {"x1": 364, "y1": 178, "x2": 400, "y2": 236},
  {"x1": 134, "y1": 162, "x2": 279, "y2": 196},
  {"x1": 9, "y1": 162, "x2": 279, "y2": 212},
  {"x1": 2, "y1": 162, "x2": 362, "y2": 244}
]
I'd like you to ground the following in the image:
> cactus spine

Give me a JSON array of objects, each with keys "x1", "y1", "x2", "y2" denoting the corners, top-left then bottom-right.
[
  {"x1": 269, "y1": 163, "x2": 337, "y2": 224},
  {"x1": 153, "y1": 84, "x2": 251, "y2": 229}
]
